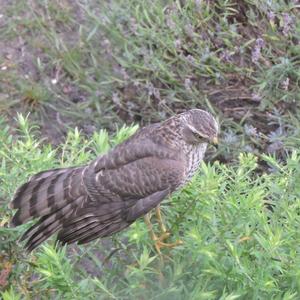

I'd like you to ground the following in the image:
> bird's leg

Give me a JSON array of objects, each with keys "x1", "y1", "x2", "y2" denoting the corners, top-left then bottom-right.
[
  {"x1": 144, "y1": 213, "x2": 162, "y2": 257},
  {"x1": 154, "y1": 206, "x2": 183, "y2": 251},
  {"x1": 144, "y1": 208, "x2": 183, "y2": 257},
  {"x1": 155, "y1": 205, "x2": 167, "y2": 233},
  {"x1": 144, "y1": 213, "x2": 157, "y2": 242}
]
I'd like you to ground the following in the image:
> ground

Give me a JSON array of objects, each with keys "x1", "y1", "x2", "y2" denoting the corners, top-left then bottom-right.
[{"x1": 1, "y1": 1, "x2": 300, "y2": 158}]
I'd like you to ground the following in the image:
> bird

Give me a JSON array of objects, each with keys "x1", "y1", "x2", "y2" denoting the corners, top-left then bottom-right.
[{"x1": 10, "y1": 109, "x2": 219, "y2": 253}]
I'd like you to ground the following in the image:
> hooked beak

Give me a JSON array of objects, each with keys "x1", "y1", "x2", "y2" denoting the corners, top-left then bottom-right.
[{"x1": 212, "y1": 136, "x2": 218, "y2": 145}]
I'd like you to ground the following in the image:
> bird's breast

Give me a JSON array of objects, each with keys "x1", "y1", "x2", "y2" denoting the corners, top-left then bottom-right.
[{"x1": 181, "y1": 143, "x2": 207, "y2": 187}]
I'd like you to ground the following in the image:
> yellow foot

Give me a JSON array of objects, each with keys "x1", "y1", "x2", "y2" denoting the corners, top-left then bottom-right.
[
  {"x1": 144, "y1": 208, "x2": 183, "y2": 260},
  {"x1": 154, "y1": 231, "x2": 183, "y2": 255}
]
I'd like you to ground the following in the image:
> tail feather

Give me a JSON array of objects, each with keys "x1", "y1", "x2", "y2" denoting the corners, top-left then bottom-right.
[
  {"x1": 58, "y1": 218, "x2": 100, "y2": 240},
  {"x1": 10, "y1": 166, "x2": 88, "y2": 251},
  {"x1": 56, "y1": 201, "x2": 135, "y2": 245},
  {"x1": 78, "y1": 220, "x2": 130, "y2": 244},
  {"x1": 24, "y1": 196, "x2": 85, "y2": 252},
  {"x1": 63, "y1": 221, "x2": 118, "y2": 245},
  {"x1": 10, "y1": 167, "x2": 84, "y2": 226},
  {"x1": 30, "y1": 168, "x2": 70, "y2": 181},
  {"x1": 77, "y1": 223, "x2": 112, "y2": 244},
  {"x1": 58, "y1": 221, "x2": 100, "y2": 244},
  {"x1": 20, "y1": 215, "x2": 48, "y2": 242},
  {"x1": 11, "y1": 168, "x2": 71, "y2": 209},
  {"x1": 21, "y1": 195, "x2": 85, "y2": 242},
  {"x1": 10, "y1": 165, "x2": 136, "y2": 252}
]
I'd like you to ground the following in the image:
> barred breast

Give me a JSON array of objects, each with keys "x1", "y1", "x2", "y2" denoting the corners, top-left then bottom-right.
[{"x1": 181, "y1": 143, "x2": 207, "y2": 187}]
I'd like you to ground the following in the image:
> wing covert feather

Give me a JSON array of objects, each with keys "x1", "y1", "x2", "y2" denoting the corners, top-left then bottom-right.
[
  {"x1": 58, "y1": 156, "x2": 184, "y2": 245},
  {"x1": 85, "y1": 155, "x2": 184, "y2": 201}
]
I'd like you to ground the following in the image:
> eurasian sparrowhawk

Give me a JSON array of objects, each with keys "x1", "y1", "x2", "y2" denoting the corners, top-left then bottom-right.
[{"x1": 10, "y1": 109, "x2": 218, "y2": 252}]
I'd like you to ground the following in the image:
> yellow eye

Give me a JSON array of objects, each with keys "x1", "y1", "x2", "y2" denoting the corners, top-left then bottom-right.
[
  {"x1": 194, "y1": 132, "x2": 203, "y2": 139},
  {"x1": 194, "y1": 132, "x2": 210, "y2": 143}
]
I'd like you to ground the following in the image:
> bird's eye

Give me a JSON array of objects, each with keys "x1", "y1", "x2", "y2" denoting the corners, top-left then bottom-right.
[
  {"x1": 194, "y1": 132, "x2": 210, "y2": 143},
  {"x1": 194, "y1": 132, "x2": 203, "y2": 139}
]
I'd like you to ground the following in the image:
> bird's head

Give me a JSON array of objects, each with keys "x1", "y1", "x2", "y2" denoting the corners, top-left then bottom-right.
[{"x1": 181, "y1": 109, "x2": 219, "y2": 146}]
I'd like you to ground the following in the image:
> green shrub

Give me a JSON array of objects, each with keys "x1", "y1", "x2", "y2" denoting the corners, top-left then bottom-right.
[{"x1": 1, "y1": 115, "x2": 300, "y2": 299}]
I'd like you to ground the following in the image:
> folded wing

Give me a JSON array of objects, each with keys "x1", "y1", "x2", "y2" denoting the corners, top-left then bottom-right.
[{"x1": 10, "y1": 135, "x2": 184, "y2": 251}]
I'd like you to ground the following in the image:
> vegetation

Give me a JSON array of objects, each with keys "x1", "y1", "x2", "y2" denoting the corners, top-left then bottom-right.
[
  {"x1": 1, "y1": 115, "x2": 300, "y2": 299},
  {"x1": 1, "y1": 0, "x2": 300, "y2": 299}
]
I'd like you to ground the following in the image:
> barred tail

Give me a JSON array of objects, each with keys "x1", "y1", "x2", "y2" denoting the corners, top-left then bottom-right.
[{"x1": 10, "y1": 166, "x2": 87, "y2": 251}]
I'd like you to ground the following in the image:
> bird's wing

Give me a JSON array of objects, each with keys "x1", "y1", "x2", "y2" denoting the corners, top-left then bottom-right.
[
  {"x1": 84, "y1": 135, "x2": 182, "y2": 198},
  {"x1": 11, "y1": 134, "x2": 184, "y2": 251},
  {"x1": 92, "y1": 126, "x2": 178, "y2": 173},
  {"x1": 57, "y1": 154, "x2": 184, "y2": 245}
]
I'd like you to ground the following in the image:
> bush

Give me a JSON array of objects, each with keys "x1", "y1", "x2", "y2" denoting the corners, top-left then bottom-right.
[{"x1": 1, "y1": 115, "x2": 300, "y2": 299}]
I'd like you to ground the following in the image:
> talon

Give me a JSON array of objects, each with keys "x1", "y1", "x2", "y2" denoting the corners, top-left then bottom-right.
[
  {"x1": 158, "y1": 231, "x2": 171, "y2": 241},
  {"x1": 144, "y1": 209, "x2": 182, "y2": 260},
  {"x1": 154, "y1": 234, "x2": 183, "y2": 254}
]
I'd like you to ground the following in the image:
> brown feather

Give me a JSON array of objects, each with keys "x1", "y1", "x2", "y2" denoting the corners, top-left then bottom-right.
[{"x1": 10, "y1": 109, "x2": 218, "y2": 252}]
